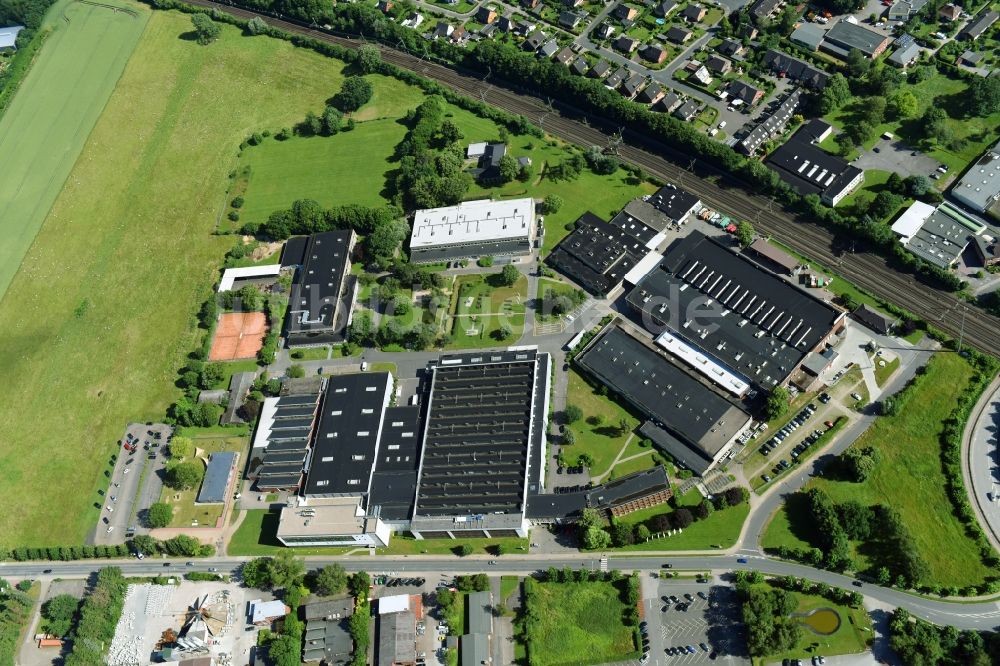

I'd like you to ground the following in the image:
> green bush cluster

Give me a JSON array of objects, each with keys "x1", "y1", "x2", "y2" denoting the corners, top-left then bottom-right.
[{"x1": 0, "y1": 581, "x2": 33, "y2": 664}]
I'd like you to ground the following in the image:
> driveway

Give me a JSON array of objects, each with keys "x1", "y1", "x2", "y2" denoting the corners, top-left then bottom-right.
[{"x1": 853, "y1": 138, "x2": 941, "y2": 179}]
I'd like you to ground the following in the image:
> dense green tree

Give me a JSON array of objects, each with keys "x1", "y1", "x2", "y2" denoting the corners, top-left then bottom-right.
[
  {"x1": 349, "y1": 571, "x2": 371, "y2": 597},
  {"x1": 130, "y1": 535, "x2": 158, "y2": 556},
  {"x1": 357, "y1": 44, "x2": 382, "y2": 73},
  {"x1": 169, "y1": 436, "x2": 194, "y2": 460},
  {"x1": 888, "y1": 89, "x2": 918, "y2": 119},
  {"x1": 735, "y1": 220, "x2": 754, "y2": 247},
  {"x1": 191, "y1": 13, "x2": 221, "y2": 45},
  {"x1": 582, "y1": 525, "x2": 611, "y2": 549},
  {"x1": 673, "y1": 507, "x2": 693, "y2": 529},
  {"x1": 147, "y1": 502, "x2": 173, "y2": 528},
  {"x1": 498, "y1": 154, "x2": 519, "y2": 183},
  {"x1": 967, "y1": 76, "x2": 1000, "y2": 117},
  {"x1": 763, "y1": 386, "x2": 790, "y2": 420},
  {"x1": 333, "y1": 76, "x2": 373, "y2": 112},
  {"x1": 500, "y1": 264, "x2": 520, "y2": 287},
  {"x1": 564, "y1": 404, "x2": 583, "y2": 423},
  {"x1": 287, "y1": 364, "x2": 306, "y2": 379},
  {"x1": 267, "y1": 634, "x2": 300, "y2": 666},
  {"x1": 871, "y1": 191, "x2": 904, "y2": 220},
  {"x1": 165, "y1": 461, "x2": 204, "y2": 490},
  {"x1": 313, "y1": 564, "x2": 348, "y2": 596},
  {"x1": 542, "y1": 194, "x2": 563, "y2": 214},
  {"x1": 245, "y1": 16, "x2": 268, "y2": 35},
  {"x1": 322, "y1": 106, "x2": 343, "y2": 135},
  {"x1": 41, "y1": 594, "x2": 79, "y2": 636}
]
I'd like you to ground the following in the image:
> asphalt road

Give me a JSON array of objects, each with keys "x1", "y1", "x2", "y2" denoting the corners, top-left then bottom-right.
[{"x1": 5, "y1": 555, "x2": 1000, "y2": 630}]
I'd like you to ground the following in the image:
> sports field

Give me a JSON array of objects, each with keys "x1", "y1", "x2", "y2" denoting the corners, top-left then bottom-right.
[
  {"x1": 0, "y1": 0, "x2": 150, "y2": 300},
  {"x1": 0, "y1": 12, "x2": 349, "y2": 547}
]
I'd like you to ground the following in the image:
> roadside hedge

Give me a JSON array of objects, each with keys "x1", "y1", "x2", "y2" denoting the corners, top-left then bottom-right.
[{"x1": 64, "y1": 567, "x2": 128, "y2": 666}]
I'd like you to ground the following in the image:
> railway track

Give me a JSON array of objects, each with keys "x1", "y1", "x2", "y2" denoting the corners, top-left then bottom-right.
[{"x1": 188, "y1": 0, "x2": 1000, "y2": 354}]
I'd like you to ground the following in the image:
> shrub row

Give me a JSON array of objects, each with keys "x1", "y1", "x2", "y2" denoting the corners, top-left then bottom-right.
[{"x1": 64, "y1": 567, "x2": 128, "y2": 666}]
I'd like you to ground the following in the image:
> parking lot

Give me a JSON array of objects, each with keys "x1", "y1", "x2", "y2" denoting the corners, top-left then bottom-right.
[
  {"x1": 642, "y1": 579, "x2": 749, "y2": 665},
  {"x1": 854, "y1": 138, "x2": 941, "y2": 180},
  {"x1": 92, "y1": 422, "x2": 171, "y2": 545}
]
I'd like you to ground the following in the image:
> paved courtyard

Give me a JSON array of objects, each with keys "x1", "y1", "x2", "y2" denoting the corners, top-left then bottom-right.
[{"x1": 853, "y1": 138, "x2": 941, "y2": 179}]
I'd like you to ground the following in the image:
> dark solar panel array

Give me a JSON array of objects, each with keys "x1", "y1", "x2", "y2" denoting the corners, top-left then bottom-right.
[{"x1": 416, "y1": 360, "x2": 536, "y2": 515}]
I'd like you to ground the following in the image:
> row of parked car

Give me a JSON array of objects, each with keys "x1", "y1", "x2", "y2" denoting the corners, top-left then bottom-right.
[
  {"x1": 374, "y1": 576, "x2": 426, "y2": 587},
  {"x1": 759, "y1": 403, "x2": 818, "y2": 456}
]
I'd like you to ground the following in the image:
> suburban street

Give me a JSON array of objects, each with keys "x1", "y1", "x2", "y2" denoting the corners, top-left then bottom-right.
[{"x1": 6, "y1": 553, "x2": 1000, "y2": 630}]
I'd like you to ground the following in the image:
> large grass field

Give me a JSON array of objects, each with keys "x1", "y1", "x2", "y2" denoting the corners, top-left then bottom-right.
[
  {"x1": 0, "y1": 12, "x2": 355, "y2": 547},
  {"x1": 619, "y1": 489, "x2": 750, "y2": 551},
  {"x1": 526, "y1": 580, "x2": 639, "y2": 666},
  {"x1": 0, "y1": 0, "x2": 150, "y2": 299},
  {"x1": 235, "y1": 115, "x2": 410, "y2": 226},
  {"x1": 563, "y1": 370, "x2": 642, "y2": 479},
  {"x1": 762, "y1": 353, "x2": 993, "y2": 587}
]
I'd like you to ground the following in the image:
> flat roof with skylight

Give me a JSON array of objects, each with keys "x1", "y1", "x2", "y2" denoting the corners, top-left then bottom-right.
[{"x1": 409, "y1": 198, "x2": 536, "y2": 262}]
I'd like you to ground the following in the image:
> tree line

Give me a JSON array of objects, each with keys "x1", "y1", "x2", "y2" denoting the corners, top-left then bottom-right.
[
  {"x1": 0, "y1": 580, "x2": 33, "y2": 665},
  {"x1": 63, "y1": 567, "x2": 128, "y2": 666},
  {"x1": 393, "y1": 95, "x2": 472, "y2": 211},
  {"x1": 889, "y1": 608, "x2": 1000, "y2": 666}
]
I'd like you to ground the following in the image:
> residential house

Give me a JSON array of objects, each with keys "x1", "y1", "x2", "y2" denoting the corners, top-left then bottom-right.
[
  {"x1": 497, "y1": 15, "x2": 514, "y2": 32},
  {"x1": 401, "y1": 12, "x2": 424, "y2": 28},
  {"x1": 658, "y1": 91, "x2": 682, "y2": 112},
  {"x1": 735, "y1": 88, "x2": 802, "y2": 155},
  {"x1": 560, "y1": 11, "x2": 584, "y2": 29},
  {"x1": 725, "y1": 79, "x2": 764, "y2": 106},
  {"x1": 615, "y1": 4, "x2": 639, "y2": 21},
  {"x1": 555, "y1": 45, "x2": 575, "y2": 65},
  {"x1": 749, "y1": 0, "x2": 783, "y2": 22},
  {"x1": 761, "y1": 49, "x2": 829, "y2": 89},
  {"x1": 479, "y1": 22, "x2": 497, "y2": 37},
  {"x1": 432, "y1": 22, "x2": 454, "y2": 40},
  {"x1": 705, "y1": 54, "x2": 731, "y2": 74},
  {"x1": 376, "y1": 0, "x2": 393, "y2": 13},
  {"x1": 939, "y1": 3, "x2": 961, "y2": 21},
  {"x1": 475, "y1": 6, "x2": 497, "y2": 23},
  {"x1": 820, "y1": 20, "x2": 890, "y2": 59},
  {"x1": 590, "y1": 59, "x2": 612, "y2": 78},
  {"x1": 449, "y1": 25, "x2": 467, "y2": 43},
  {"x1": 887, "y1": 0, "x2": 929, "y2": 21},
  {"x1": 654, "y1": 0, "x2": 676, "y2": 17},
  {"x1": 514, "y1": 20, "x2": 536, "y2": 35},
  {"x1": 565, "y1": 0, "x2": 585, "y2": 6},
  {"x1": 790, "y1": 22, "x2": 825, "y2": 51},
  {"x1": 739, "y1": 24, "x2": 759, "y2": 39},
  {"x1": 0, "y1": 25, "x2": 24, "y2": 52},
  {"x1": 606, "y1": 66, "x2": 630, "y2": 88},
  {"x1": 666, "y1": 26, "x2": 691, "y2": 43},
  {"x1": 621, "y1": 72, "x2": 647, "y2": 97},
  {"x1": 614, "y1": 34, "x2": 640, "y2": 52},
  {"x1": 571, "y1": 56, "x2": 589, "y2": 75},
  {"x1": 673, "y1": 99, "x2": 701, "y2": 120},
  {"x1": 521, "y1": 0, "x2": 540, "y2": 9},
  {"x1": 681, "y1": 3, "x2": 706, "y2": 22},
  {"x1": 637, "y1": 81, "x2": 665, "y2": 104},
  {"x1": 469, "y1": 143, "x2": 508, "y2": 184},
  {"x1": 640, "y1": 43, "x2": 669, "y2": 64},
  {"x1": 887, "y1": 42, "x2": 920, "y2": 67},
  {"x1": 594, "y1": 22, "x2": 616, "y2": 39},
  {"x1": 718, "y1": 37, "x2": 744, "y2": 57},
  {"x1": 960, "y1": 10, "x2": 998, "y2": 40},
  {"x1": 852, "y1": 304, "x2": 897, "y2": 335},
  {"x1": 692, "y1": 65, "x2": 713, "y2": 85},
  {"x1": 539, "y1": 38, "x2": 559, "y2": 57},
  {"x1": 960, "y1": 50, "x2": 984, "y2": 66},
  {"x1": 523, "y1": 29, "x2": 546, "y2": 50}
]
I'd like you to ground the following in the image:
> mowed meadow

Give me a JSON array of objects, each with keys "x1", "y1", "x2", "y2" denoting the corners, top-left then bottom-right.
[
  {"x1": 0, "y1": 0, "x2": 150, "y2": 298},
  {"x1": 0, "y1": 12, "x2": 357, "y2": 546}
]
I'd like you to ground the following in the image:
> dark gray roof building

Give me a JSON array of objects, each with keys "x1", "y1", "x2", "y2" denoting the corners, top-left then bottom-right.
[
  {"x1": 409, "y1": 350, "x2": 550, "y2": 539},
  {"x1": 765, "y1": 126, "x2": 864, "y2": 205},
  {"x1": 303, "y1": 372, "x2": 394, "y2": 498},
  {"x1": 736, "y1": 88, "x2": 803, "y2": 156},
  {"x1": 197, "y1": 451, "x2": 238, "y2": 504},
  {"x1": 960, "y1": 9, "x2": 998, "y2": 40},
  {"x1": 852, "y1": 304, "x2": 896, "y2": 335},
  {"x1": 576, "y1": 325, "x2": 752, "y2": 474},
  {"x1": 761, "y1": 49, "x2": 829, "y2": 89},
  {"x1": 376, "y1": 611, "x2": 416, "y2": 666},
  {"x1": 303, "y1": 598, "x2": 354, "y2": 664},
  {"x1": 368, "y1": 405, "x2": 424, "y2": 521},
  {"x1": 820, "y1": 20, "x2": 890, "y2": 59},
  {"x1": 284, "y1": 231, "x2": 356, "y2": 347},
  {"x1": 648, "y1": 185, "x2": 701, "y2": 222},
  {"x1": 626, "y1": 231, "x2": 846, "y2": 390}
]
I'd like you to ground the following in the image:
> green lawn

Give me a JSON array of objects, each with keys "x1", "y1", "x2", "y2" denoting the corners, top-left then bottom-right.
[
  {"x1": 209, "y1": 358, "x2": 260, "y2": 389},
  {"x1": 500, "y1": 575, "x2": 520, "y2": 603},
  {"x1": 563, "y1": 371, "x2": 641, "y2": 478},
  {"x1": 757, "y1": 584, "x2": 872, "y2": 663},
  {"x1": 291, "y1": 346, "x2": 331, "y2": 361},
  {"x1": 874, "y1": 355, "x2": 900, "y2": 387},
  {"x1": 0, "y1": 11, "x2": 353, "y2": 547},
  {"x1": 607, "y1": 451, "x2": 658, "y2": 480},
  {"x1": 762, "y1": 353, "x2": 993, "y2": 587},
  {"x1": 376, "y1": 533, "x2": 528, "y2": 556},
  {"x1": 0, "y1": 0, "x2": 150, "y2": 299},
  {"x1": 460, "y1": 130, "x2": 657, "y2": 255},
  {"x1": 620, "y1": 502, "x2": 750, "y2": 551},
  {"x1": 228, "y1": 509, "x2": 352, "y2": 556},
  {"x1": 159, "y1": 433, "x2": 248, "y2": 528},
  {"x1": 448, "y1": 273, "x2": 527, "y2": 348},
  {"x1": 526, "y1": 580, "x2": 639, "y2": 666},
  {"x1": 236, "y1": 116, "x2": 409, "y2": 226}
]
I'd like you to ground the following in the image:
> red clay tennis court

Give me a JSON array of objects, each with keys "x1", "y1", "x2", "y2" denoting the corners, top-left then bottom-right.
[{"x1": 209, "y1": 312, "x2": 269, "y2": 361}]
